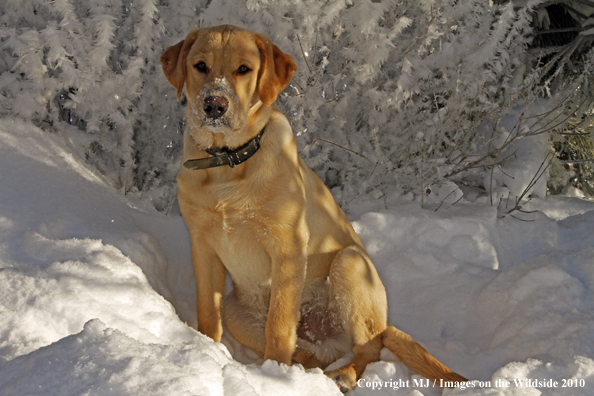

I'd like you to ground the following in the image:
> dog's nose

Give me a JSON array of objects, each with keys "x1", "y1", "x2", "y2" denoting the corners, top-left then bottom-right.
[{"x1": 203, "y1": 96, "x2": 229, "y2": 119}]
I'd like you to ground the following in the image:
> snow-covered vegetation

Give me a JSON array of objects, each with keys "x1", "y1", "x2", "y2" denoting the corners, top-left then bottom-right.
[
  {"x1": 2, "y1": 0, "x2": 593, "y2": 208},
  {"x1": 1, "y1": 1, "x2": 594, "y2": 395}
]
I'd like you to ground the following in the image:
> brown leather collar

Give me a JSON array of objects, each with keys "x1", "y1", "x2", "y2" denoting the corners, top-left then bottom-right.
[{"x1": 183, "y1": 128, "x2": 265, "y2": 170}]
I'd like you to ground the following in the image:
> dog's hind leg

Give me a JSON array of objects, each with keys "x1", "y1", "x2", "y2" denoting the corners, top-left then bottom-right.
[
  {"x1": 323, "y1": 246, "x2": 388, "y2": 391},
  {"x1": 223, "y1": 290, "x2": 267, "y2": 357},
  {"x1": 325, "y1": 335, "x2": 384, "y2": 391}
]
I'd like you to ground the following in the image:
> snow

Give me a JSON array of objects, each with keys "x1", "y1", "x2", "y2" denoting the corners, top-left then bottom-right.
[{"x1": 1, "y1": 116, "x2": 594, "y2": 395}]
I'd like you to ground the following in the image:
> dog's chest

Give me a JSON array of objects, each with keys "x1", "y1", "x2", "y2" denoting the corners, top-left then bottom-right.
[{"x1": 209, "y1": 203, "x2": 273, "y2": 286}]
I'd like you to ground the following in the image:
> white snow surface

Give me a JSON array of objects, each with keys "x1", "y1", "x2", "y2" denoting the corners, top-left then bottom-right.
[{"x1": 1, "y1": 116, "x2": 594, "y2": 395}]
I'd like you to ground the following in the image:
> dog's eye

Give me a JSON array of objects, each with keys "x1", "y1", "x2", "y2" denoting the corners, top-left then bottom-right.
[
  {"x1": 237, "y1": 65, "x2": 251, "y2": 75},
  {"x1": 194, "y1": 62, "x2": 208, "y2": 73}
]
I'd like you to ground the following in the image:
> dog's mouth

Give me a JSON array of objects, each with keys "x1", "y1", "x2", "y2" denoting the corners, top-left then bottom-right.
[
  {"x1": 186, "y1": 90, "x2": 249, "y2": 150},
  {"x1": 199, "y1": 113, "x2": 233, "y2": 130},
  {"x1": 191, "y1": 111, "x2": 247, "y2": 135}
]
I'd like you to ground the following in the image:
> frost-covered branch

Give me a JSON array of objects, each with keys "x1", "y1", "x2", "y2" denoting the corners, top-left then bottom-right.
[{"x1": 1, "y1": 0, "x2": 593, "y2": 210}]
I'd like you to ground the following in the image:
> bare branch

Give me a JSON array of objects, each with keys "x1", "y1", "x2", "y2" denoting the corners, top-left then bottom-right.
[{"x1": 312, "y1": 137, "x2": 370, "y2": 161}]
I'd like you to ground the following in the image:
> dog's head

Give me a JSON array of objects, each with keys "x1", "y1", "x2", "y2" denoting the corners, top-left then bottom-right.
[{"x1": 161, "y1": 25, "x2": 296, "y2": 149}]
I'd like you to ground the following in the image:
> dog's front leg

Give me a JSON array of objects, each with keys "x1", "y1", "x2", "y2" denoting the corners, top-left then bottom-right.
[
  {"x1": 264, "y1": 228, "x2": 308, "y2": 365},
  {"x1": 192, "y1": 241, "x2": 227, "y2": 342}
]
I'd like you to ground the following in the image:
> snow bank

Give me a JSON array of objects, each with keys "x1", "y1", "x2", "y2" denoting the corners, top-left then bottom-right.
[
  {"x1": 0, "y1": 118, "x2": 339, "y2": 395},
  {"x1": 0, "y1": 319, "x2": 338, "y2": 396},
  {"x1": 1, "y1": 117, "x2": 594, "y2": 395}
]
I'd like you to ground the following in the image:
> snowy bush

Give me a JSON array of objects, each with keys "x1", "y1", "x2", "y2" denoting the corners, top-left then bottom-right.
[
  {"x1": 1, "y1": 0, "x2": 593, "y2": 211},
  {"x1": 0, "y1": 0, "x2": 202, "y2": 210}
]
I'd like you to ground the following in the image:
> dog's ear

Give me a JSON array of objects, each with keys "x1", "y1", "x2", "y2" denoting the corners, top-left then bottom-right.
[
  {"x1": 161, "y1": 29, "x2": 200, "y2": 99},
  {"x1": 255, "y1": 34, "x2": 296, "y2": 106}
]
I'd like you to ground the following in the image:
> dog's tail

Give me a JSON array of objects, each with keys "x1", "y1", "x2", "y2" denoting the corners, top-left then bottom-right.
[{"x1": 382, "y1": 325, "x2": 467, "y2": 385}]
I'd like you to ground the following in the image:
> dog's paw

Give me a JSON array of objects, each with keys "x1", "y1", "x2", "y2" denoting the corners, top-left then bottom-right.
[{"x1": 325, "y1": 367, "x2": 356, "y2": 393}]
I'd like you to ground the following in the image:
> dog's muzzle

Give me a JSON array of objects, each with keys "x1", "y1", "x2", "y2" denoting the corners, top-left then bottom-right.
[{"x1": 203, "y1": 95, "x2": 229, "y2": 120}]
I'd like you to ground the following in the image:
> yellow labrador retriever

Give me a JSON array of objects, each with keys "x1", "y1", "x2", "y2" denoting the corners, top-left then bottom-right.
[{"x1": 161, "y1": 24, "x2": 466, "y2": 391}]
